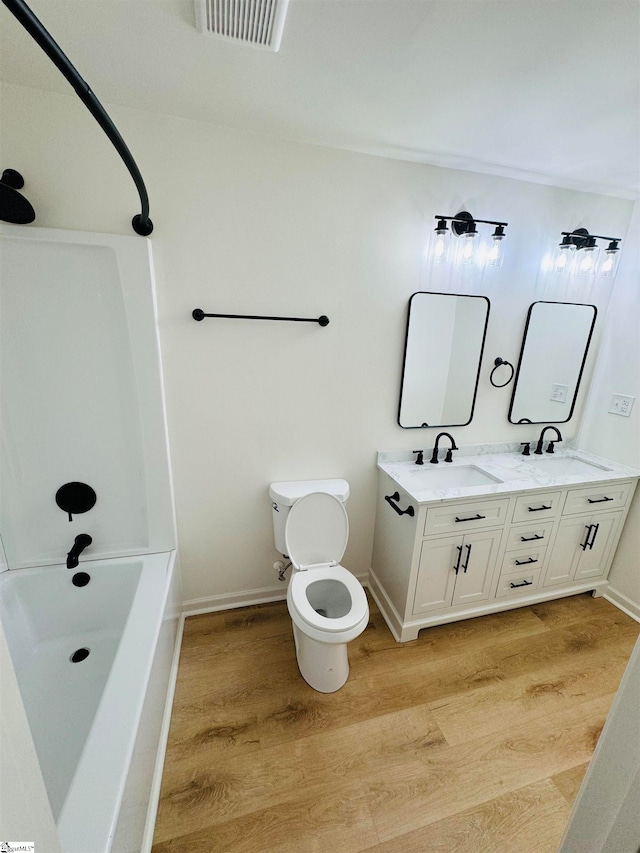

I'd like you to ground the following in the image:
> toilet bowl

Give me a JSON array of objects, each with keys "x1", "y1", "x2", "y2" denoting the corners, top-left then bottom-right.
[{"x1": 269, "y1": 481, "x2": 369, "y2": 693}]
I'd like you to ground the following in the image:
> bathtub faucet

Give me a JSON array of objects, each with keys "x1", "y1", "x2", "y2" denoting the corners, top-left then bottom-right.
[{"x1": 67, "y1": 534, "x2": 92, "y2": 569}]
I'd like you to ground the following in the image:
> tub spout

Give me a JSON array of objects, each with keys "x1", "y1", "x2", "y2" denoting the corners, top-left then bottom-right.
[{"x1": 67, "y1": 534, "x2": 92, "y2": 568}]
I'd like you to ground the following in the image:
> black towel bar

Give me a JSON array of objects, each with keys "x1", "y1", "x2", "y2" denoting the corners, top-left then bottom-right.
[{"x1": 192, "y1": 309, "x2": 329, "y2": 326}]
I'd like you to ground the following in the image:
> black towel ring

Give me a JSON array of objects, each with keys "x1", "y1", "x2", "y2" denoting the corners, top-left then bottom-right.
[{"x1": 490, "y1": 357, "x2": 514, "y2": 388}]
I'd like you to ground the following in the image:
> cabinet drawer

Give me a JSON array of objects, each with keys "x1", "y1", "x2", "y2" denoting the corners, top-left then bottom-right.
[
  {"x1": 500, "y1": 545, "x2": 547, "y2": 575},
  {"x1": 512, "y1": 491, "x2": 562, "y2": 524},
  {"x1": 562, "y1": 481, "x2": 633, "y2": 516},
  {"x1": 504, "y1": 520, "x2": 555, "y2": 552},
  {"x1": 424, "y1": 498, "x2": 510, "y2": 537},
  {"x1": 495, "y1": 569, "x2": 541, "y2": 598}
]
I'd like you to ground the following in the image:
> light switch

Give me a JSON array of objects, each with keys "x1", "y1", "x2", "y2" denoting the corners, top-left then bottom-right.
[{"x1": 550, "y1": 383, "x2": 568, "y2": 403}]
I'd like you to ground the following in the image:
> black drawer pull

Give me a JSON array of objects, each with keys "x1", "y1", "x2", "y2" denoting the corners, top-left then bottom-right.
[
  {"x1": 587, "y1": 522, "x2": 600, "y2": 550},
  {"x1": 453, "y1": 545, "x2": 462, "y2": 574},
  {"x1": 520, "y1": 533, "x2": 543, "y2": 542},
  {"x1": 528, "y1": 505, "x2": 551, "y2": 512},
  {"x1": 384, "y1": 492, "x2": 415, "y2": 517},
  {"x1": 510, "y1": 578, "x2": 533, "y2": 589},
  {"x1": 587, "y1": 496, "x2": 614, "y2": 504},
  {"x1": 455, "y1": 514, "x2": 486, "y2": 523},
  {"x1": 462, "y1": 543, "x2": 472, "y2": 573},
  {"x1": 580, "y1": 524, "x2": 593, "y2": 551},
  {"x1": 515, "y1": 557, "x2": 538, "y2": 566}
]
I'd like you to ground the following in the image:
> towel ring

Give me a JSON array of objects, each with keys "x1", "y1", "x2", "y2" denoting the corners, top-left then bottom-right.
[{"x1": 490, "y1": 357, "x2": 514, "y2": 388}]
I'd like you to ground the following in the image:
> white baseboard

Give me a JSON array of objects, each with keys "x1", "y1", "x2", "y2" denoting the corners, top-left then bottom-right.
[
  {"x1": 182, "y1": 573, "x2": 369, "y2": 617},
  {"x1": 605, "y1": 587, "x2": 640, "y2": 624}
]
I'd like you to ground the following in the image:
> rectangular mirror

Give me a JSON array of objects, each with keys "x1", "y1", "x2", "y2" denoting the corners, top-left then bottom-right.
[
  {"x1": 398, "y1": 292, "x2": 490, "y2": 429},
  {"x1": 509, "y1": 301, "x2": 597, "y2": 424}
]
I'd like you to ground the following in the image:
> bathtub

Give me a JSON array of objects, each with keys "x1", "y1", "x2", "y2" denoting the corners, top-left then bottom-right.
[{"x1": 0, "y1": 551, "x2": 181, "y2": 853}]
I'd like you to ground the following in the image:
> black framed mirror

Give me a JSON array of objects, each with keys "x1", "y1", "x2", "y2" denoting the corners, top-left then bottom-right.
[
  {"x1": 509, "y1": 301, "x2": 597, "y2": 424},
  {"x1": 398, "y1": 292, "x2": 490, "y2": 429}
]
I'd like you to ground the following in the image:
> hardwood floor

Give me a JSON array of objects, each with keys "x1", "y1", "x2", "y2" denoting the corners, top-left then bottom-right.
[{"x1": 152, "y1": 592, "x2": 639, "y2": 852}]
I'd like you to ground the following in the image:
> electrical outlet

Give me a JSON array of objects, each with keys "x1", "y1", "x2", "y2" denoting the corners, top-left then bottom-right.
[
  {"x1": 550, "y1": 383, "x2": 568, "y2": 403},
  {"x1": 609, "y1": 394, "x2": 635, "y2": 417}
]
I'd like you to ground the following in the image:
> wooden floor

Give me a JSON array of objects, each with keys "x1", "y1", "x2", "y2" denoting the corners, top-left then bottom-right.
[{"x1": 152, "y1": 592, "x2": 639, "y2": 852}]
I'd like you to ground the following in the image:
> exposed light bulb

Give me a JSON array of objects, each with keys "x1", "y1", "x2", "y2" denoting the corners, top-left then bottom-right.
[
  {"x1": 430, "y1": 219, "x2": 450, "y2": 263},
  {"x1": 487, "y1": 225, "x2": 505, "y2": 267},
  {"x1": 597, "y1": 240, "x2": 620, "y2": 278},
  {"x1": 553, "y1": 236, "x2": 576, "y2": 274},
  {"x1": 460, "y1": 233, "x2": 476, "y2": 265},
  {"x1": 578, "y1": 238, "x2": 599, "y2": 276}
]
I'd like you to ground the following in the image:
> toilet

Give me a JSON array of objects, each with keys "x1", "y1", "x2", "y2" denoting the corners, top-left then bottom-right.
[{"x1": 269, "y1": 479, "x2": 369, "y2": 693}]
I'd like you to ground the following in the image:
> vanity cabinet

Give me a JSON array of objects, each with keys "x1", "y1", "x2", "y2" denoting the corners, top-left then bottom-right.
[
  {"x1": 414, "y1": 529, "x2": 502, "y2": 613},
  {"x1": 371, "y1": 470, "x2": 638, "y2": 643}
]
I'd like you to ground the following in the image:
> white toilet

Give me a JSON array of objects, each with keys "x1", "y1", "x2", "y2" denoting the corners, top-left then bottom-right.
[{"x1": 269, "y1": 479, "x2": 369, "y2": 693}]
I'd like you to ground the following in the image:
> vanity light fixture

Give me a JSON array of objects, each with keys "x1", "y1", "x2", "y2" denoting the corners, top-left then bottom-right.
[
  {"x1": 553, "y1": 228, "x2": 622, "y2": 277},
  {"x1": 430, "y1": 211, "x2": 508, "y2": 268}
]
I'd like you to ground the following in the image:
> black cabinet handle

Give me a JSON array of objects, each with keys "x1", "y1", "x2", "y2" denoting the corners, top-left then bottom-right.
[
  {"x1": 515, "y1": 557, "x2": 538, "y2": 566},
  {"x1": 587, "y1": 522, "x2": 600, "y2": 550},
  {"x1": 384, "y1": 492, "x2": 415, "y2": 517},
  {"x1": 528, "y1": 505, "x2": 551, "y2": 512},
  {"x1": 455, "y1": 514, "x2": 486, "y2": 523},
  {"x1": 462, "y1": 543, "x2": 472, "y2": 573},
  {"x1": 510, "y1": 578, "x2": 533, "y2": 589},
  {"x1": 580, "y1": 524, "x2": 593, "y2": 551},
  {"x1": 587, "y1": 496, "x2": 614, "y2": 504},
  {"x1": 453, "y1": 545, "x2": 463, "y2": 574},
  {"x1": 520, "y1": 533, "x2": 543, "y2": 542}
]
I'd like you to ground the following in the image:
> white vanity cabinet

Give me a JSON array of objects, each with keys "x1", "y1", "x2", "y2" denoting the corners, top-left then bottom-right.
[{"x1": 370, "y1": 465, "x2": 638, "y2": 643}]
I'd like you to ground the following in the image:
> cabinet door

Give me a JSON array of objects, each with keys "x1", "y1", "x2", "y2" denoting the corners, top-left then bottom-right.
[
  {"x1": 543, "y1": 516, "x2": 587, "y2": 587},
  {"x1": 452, "y1": 529, "x2": 502, "y2": 607},
  {"x1": 413, "y1": 535, "x2": 460, "y2": 614},
  {"x1": 574, "y1": 512, "x2": 623, "y2": 581}
]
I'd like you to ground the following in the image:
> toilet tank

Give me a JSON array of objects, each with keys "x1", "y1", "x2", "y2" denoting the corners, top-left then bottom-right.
[{"x1": 269, "y1": 479, "x2": 350, "y2": 556}]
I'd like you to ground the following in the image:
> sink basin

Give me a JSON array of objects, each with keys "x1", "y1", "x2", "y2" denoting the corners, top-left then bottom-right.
[
  {"x1": 404, "y1": 464, "x2": 503, "y2": 491},
  {"x1": 529, "y1": 455, "x2": 612, "y2": 476}
]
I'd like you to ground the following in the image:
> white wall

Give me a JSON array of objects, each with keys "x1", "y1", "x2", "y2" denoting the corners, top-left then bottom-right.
[
  {"x1": 1, "y1": 82, "x2": 636, "y2": 606},
  {"x1": 579, "y1": 202, "x2": 640, "y2": 617}
]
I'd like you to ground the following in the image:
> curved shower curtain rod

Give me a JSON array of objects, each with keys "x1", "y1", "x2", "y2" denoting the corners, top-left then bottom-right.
[{"x1": 2, "y1": 0, "x2": 153, "y2": 236}]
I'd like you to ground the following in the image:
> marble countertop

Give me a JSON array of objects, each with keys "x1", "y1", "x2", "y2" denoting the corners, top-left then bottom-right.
[{"x1": 377, "y1": 442, "x2": 640, "y2": 505}]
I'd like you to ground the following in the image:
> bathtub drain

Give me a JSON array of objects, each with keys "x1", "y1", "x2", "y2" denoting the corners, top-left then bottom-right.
[{"x1": 70, "y1": 647, "x2": 90, "y2": 663}]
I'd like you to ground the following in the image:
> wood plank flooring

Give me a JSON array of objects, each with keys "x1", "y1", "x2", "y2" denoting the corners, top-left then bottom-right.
[{"x1": 152, "y1": 592, "x2": 639, "y2": 852}]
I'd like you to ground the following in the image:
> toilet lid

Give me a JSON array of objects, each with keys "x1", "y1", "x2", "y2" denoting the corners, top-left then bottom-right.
[{"x1": 285, "y1": 492, "x2": 348, "y2": 570}]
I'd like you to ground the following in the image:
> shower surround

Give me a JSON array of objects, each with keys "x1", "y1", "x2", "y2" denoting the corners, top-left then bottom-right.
[{"x1": 0, "y1": 224, "x2": 180, "y2": 852}]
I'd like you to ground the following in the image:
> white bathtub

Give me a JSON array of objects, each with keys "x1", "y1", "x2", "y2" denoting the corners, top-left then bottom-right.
[{"x1": 0, "y1": 551, "x2": 181, "y2": 853}]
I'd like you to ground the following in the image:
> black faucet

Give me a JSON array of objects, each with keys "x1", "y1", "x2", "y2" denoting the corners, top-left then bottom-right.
[
  {"x1": 413, "y1": 450, "x2": 424, "y2": 465},
  {"x1": 67, "y1": 534, "x2": 92, "y2": 568},
  {"x1": 534, "y1": 426, "x2": 563, "y2": 455},
  {"x1": 430, "y1": 432, "x2": 458, "y2": 464}
]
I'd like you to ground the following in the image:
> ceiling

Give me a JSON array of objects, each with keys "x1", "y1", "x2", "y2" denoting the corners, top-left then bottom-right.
[{"x1": 1, "y1": 0, "x2": 639, "y2": 198}]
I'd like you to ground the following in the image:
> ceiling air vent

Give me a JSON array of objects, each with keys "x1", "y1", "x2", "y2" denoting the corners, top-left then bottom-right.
[{"x1": 195, "y1": 0, "x2": 289, "y2": 52}]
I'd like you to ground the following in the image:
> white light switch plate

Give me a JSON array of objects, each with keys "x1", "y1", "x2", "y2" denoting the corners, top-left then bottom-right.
[
  {"x1": 609, "y1": 394, "x2": 635, "y2": 417},
  {"x1": 550, "y1": 383, "x2": 568, "y2": 403}
]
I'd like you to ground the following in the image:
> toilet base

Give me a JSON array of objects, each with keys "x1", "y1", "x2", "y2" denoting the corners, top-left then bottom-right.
[{"x1": 291, "y1": 622, "x2": 349, "y2": 693}]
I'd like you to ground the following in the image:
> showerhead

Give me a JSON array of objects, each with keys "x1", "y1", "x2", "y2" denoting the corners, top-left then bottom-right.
[{"x1": 0, "y1": 169, "x2": 36, "y2": 224}]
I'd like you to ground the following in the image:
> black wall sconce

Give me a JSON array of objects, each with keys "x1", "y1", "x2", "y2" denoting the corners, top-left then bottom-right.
[
  {"x1": 552, "y1": 228, "x2": 622, "y2": 278},
  {"x1": 430, "y1": 211, "x2": 508, "y2": 269}
]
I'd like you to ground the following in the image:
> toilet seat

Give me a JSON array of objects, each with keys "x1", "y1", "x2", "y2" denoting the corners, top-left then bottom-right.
[
  {"x1": 285, "y1": 492, "x2": 367, "y2": 635},
  {"x1": 288, "y1": 565, "x2": 368, "y2": 634},
  {"x1": 285, "y1": 492, "x2": 348, "y2": 571}
]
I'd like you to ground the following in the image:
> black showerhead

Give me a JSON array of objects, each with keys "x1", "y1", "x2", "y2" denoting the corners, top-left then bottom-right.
[{"x1": 0, "y1": 168, "x2": 36, "y2": 224}]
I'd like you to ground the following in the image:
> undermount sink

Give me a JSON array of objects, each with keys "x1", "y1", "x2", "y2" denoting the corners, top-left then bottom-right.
[
  {"x1": 404, "y1": 464, "x2": 503, "y2": 490},
  {"x1": 529, "y1": 455, "x2": 612, "y2": 476}
]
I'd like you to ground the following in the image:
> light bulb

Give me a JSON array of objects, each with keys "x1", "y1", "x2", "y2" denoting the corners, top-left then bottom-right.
[
  {"x1": 553, "y1": 236, "x2": 576, "y2": 274},
  {"x1": 578, "y1": 237, "x2": 599, "y2": 276},
  {"x1": 597, "y1": 241, "x2": 620, "y2": 277},
  {"x1": 460, "y1": 233, "x2": 476, "y2": 265},
  {"x1": 430, "y1": 219, "x2": 450, "y2": 263},
  {"x1": 487, "y1": 225, "x2": 505, "y2": 267}
]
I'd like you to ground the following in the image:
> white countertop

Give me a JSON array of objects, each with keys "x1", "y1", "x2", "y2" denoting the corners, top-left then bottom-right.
[{"x1": 377, "y1": 442, "x2": 640, "y2": 505}]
